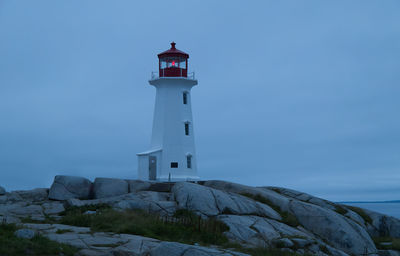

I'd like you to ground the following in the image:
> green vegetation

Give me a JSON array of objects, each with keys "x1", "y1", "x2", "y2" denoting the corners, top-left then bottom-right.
[
  {"x1": 60, "y1": 205, "x2": 229, "y2": 246},
  {"x1": 334, "y1": 205, "x2": 348, "y2": 215},
  {"x1": 345, "y1": 206, "x2": 373, "y2": 224},
  {"x1": 55, "y1": 229, "x2": 73, "y2": 234},
  {"x1": 20, "y1": 215, "x2": 57, "y2": 224},
  {"x1": 236, "y1": 247, "x2": 303, "y2": 256},
  {"x1": 224, "y1": 242, "x2": 305, "y2": 256},
  {"x1": 319, "y1": 244, "x2": 329, "y2": 254},
  {"x1": 373, "y1": 237, "x2": 400, "y2": 251},
  {"x1": 0, "y1": 223, "x2": 78, "y2": 256},
  {"x1": 240, "y1": 193, "x2": 300, "y2": 227},
  {"x1": 59, "y1": 205, "x2": 304, "y2": 255}
]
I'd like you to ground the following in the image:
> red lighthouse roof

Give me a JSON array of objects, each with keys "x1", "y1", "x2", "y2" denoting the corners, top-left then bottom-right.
[{"x1": 158, "y1": 42, "x2": 189, "y2": 59}]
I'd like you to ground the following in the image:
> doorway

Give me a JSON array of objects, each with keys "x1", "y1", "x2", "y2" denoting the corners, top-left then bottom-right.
[{"x1": 149, "y1": 156, "x2": 157, "y2": 180}]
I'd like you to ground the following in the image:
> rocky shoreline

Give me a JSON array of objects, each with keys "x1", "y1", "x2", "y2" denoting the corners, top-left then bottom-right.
[{"x1": 1, "y1": 176, "x2": 399, "y2": 256}]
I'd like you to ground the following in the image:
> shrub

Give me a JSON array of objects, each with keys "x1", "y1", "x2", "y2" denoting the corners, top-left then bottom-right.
[
  {"x1": 334, "y1": 205, "x2": 348, "y2": 215},
  {"x1": 345, "y1": 206, "x2": 373, "y2": 224},
  {"x1": 55, "y1": 229, "x2": 73, "y2": 234}
]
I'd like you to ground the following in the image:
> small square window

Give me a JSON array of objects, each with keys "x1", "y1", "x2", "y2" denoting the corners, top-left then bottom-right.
[{"x1": 171, "y1": 162, "x2": 178, "y2": 168}]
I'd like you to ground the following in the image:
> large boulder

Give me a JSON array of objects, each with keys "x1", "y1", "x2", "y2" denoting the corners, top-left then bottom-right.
[
  {"x1": 203, "y1": 180, "x2": 291, "y2": 212},
  {"x1": 93, "y1": 178, "x2": 129, "y2": 199},
  {"x1": 289, "y1": 200, "x2": 377, "y2": 255},
  {"x1": 0, "y1": 186, "x2": 5, "y2": 195},
  {"x1": 48, "y1": 175, "x2": 92, "y2": 201},
  {"x1": 172, "y1": 182, "x2": 281, "y2": 220}
]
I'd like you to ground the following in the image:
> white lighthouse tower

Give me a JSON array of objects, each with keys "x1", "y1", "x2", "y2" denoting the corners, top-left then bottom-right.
[{"x1": 137, "y1": 42, "x2": 199, "y2": 181}]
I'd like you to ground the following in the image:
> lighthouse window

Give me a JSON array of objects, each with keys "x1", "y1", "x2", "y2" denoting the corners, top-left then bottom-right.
[
  {"x1": 187, "y1": 155, "x2": 192, "y2": 169},
  {"x1": 170, "y1": 162, "x2": 178, "y2": 168},
  {"x1": 185, "y1": 123, "x2": 190, "y2": 136},
  {"x1": 180, "y1": 60, "x2": 186, "y2": 69},
  {"x1": 183, "y1": 92, "x2": 188, "y2": 104}
]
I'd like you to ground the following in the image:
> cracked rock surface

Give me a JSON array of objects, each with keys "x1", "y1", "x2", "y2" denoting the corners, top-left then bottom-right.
[
  {"x1": 1, "y1": 177, "x2": 400, "y2": 256},
  {"x1": 21, "y1": 223, "x2": 248, "y2": 256}
]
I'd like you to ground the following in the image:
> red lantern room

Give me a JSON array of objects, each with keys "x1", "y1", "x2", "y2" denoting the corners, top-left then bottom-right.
[{"x1": 158, "y1": 42, "x2": 189, "y2": 77}]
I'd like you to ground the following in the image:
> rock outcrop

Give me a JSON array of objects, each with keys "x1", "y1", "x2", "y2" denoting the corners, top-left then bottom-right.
[
  {"x1": 172, "y1": 182, "x2": 281, "y2": 220},
  {"x1": 1, "y1": 177, "x2": 399, "y2": 256},
  {"x1": 93, "y1": 177, "x2": 129, "y2": 199},
  {"x1": 203, "y1": 180, "x2": 291, "y2": 212},
  {"x1": 289, "y1": 199, "x2": 376, "y2": 255},
  {"x1": 48, "y1": 175, "x2": 92, "y2": 200},
  {"x1": 19, "y1": 223, "x2": 248, "y2": 256},
  {"x1": 364, "y1": 208, "x2": 400, "y2": 238}
]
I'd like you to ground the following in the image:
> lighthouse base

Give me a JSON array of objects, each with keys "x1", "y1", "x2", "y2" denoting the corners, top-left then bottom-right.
[{"x1": 137, "y1": 149, "x2": 199, "y2": 181}]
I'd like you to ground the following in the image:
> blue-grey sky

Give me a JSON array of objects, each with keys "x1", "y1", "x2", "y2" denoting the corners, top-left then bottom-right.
[{"x1": 1, "y1": 0, "x2": 399, "y2": 201}]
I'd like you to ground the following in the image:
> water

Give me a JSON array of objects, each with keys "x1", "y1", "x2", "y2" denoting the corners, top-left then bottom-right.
[{"x1": 342, "y1": 202, "x2": 400, "y2": 219}]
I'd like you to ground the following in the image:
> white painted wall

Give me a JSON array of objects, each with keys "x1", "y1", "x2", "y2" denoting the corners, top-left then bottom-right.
[{"x1": 137, "y1": 77, "x2": 199, "y2": 181}]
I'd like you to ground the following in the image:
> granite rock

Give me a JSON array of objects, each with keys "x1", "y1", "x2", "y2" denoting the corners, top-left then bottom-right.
[
  {"x1": 93, "y1": 178, "x2": 129, "y2": 199},
  {"x1": 172, "y1": 182, "x2": 281, "y2": 220},
  {"x1": 289, "y1": 200, "x2": 377, "y2": 255},
  {"x1": 48, "y1": 175, "x2": 92, "y2": 200}
]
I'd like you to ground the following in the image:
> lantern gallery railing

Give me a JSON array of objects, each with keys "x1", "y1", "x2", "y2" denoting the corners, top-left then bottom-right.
[{"x1": 151, "y1": 71, "x2": 195, "y2": 80}]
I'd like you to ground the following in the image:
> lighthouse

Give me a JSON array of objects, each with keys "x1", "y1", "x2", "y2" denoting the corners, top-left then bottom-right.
[{"x1": 137, "y1": 42, "x2": 199, "y2": 181}]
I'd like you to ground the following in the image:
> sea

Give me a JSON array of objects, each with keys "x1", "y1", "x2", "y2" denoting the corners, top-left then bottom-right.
[{"x1": 341, "y1": 202, "x2": 400, "y2": 219}]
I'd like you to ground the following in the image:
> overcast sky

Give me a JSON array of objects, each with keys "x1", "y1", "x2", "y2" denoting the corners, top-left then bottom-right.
[{"x1": 0, "y1": 1, "x2": 399, "y2": 201}]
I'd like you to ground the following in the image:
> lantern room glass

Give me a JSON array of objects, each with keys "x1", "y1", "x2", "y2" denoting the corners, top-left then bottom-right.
[{"x1": 159, "y1": 57, "x2": 188, "y2": 77}]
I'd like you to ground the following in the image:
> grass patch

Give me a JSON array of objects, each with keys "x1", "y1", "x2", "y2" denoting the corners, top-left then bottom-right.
[
  {"x1": 240, "y1": 193, "x2": 300, "y2": 227},
  {"x1": 0, "y1": 223, "x2": 78, "y2": 256},
  {"x1": 55, "y1": 229, "x2": 73, "y2": 234},
  {"x1": 20, "y1": 215, "x2": 57, "y2": 224},
  {"x1": 60, "y1": 203, "x2": 111, "y2": 216},
  {"x1": 319, "y1": 244, "x2": 329, "y2": 254},
  {"x1": 60, "y1": 206, "x2": 229, "y2": 246},
  {"x1": 345, "y1": 206, "x2": 373, "y2": 225},
  {"x1": 59, "y1": 204, "x2": 111, "y2": 227},
  {"x1": 334, "y1": 205, "x2": 348, "y2": 215},
  {"x1": 373, "y1": 237, "x2": 400, "y2": 251}
]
